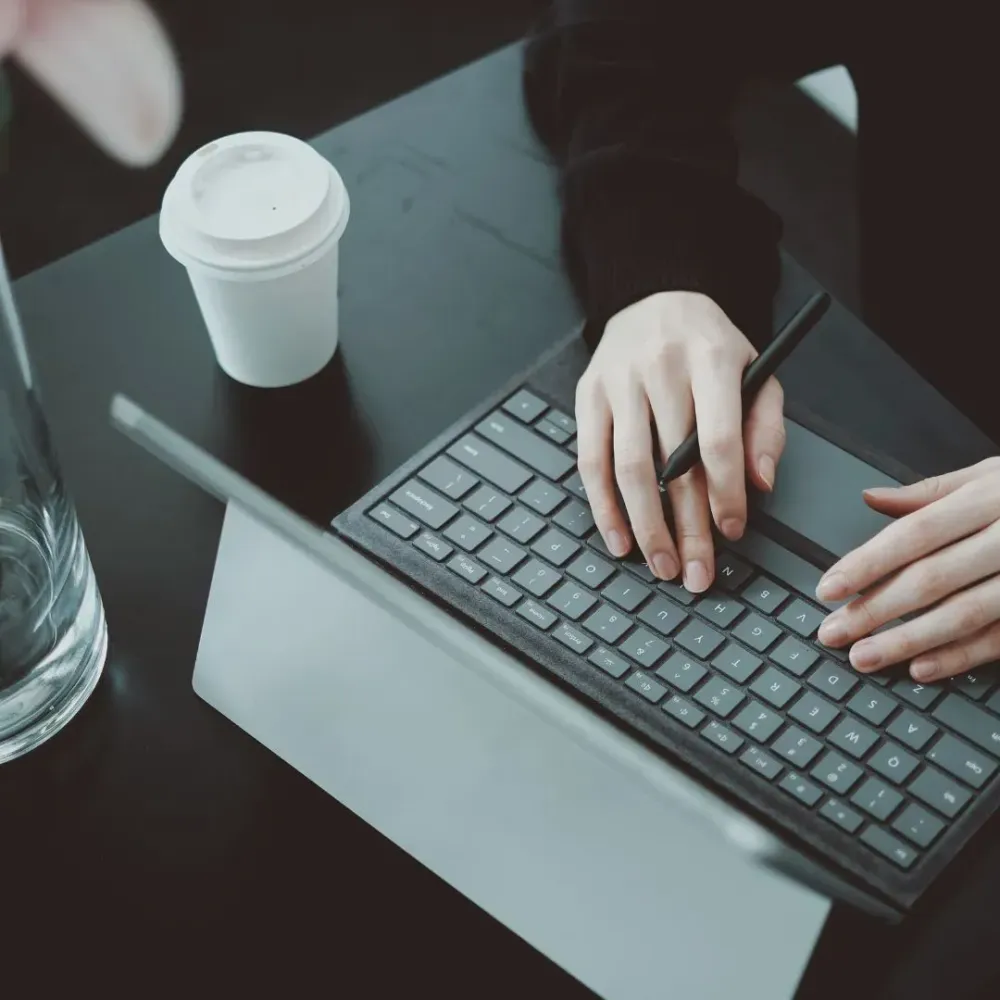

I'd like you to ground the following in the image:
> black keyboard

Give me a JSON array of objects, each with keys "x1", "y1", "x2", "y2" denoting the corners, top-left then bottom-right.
[{"x1": 338, "y1": 384, "x2": 1000, "y2": 906}]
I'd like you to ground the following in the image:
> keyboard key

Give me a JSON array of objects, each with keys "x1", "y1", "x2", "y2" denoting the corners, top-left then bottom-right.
[
  {"x1": 482, "y1": 576, "x2": 521, "y2": 608},
  {"x1": 771, "y1": 727, "x2": 823, "y2": 767},
  {"x1": 622, "y1": 556, "x2": 657, "y2": 584},
  {"x1": 552, "y1": 501, "x2": 595, "y2": 539},
  {"x1": 581, "y1": 604, "x2": 633, "y2": 644},
  {"x1": 851, "y1": 778, "x2": 904, "y2": 821},
  {"x1": 562, "y1": 471, "x2": 588, "y2": 501},
  {"x1": 516, "y1": 599, "x2": 558, "y2": 631},
  {"x1": 419, "y1": 455, "x2": 479, "y2": 500},
  {"x1": 740, "y1": 747, "x2": 783, "y2": 781},
  {"x1": 811, "y1": 752, "x2": 864, "y2": 794},
  {"x1": 658, "y1": 579, "x2": 697, "y2": 607},
  {"x1": 448, "y1": 434, "x2": 532, "y2": 493},
  {"x1": 893, "y1": 804, "x2": 946, "y2": 848},
  {"x1": 586, "y1": 533, "x2": 616, "y2": 559},
  {"x1": 860, "y1": 827, "x2": 918, "y2": 869},
  {"x1": 503, "y1": 389, "x2": 548, "y2": 423},
  {"x1": 742, "y1": 577, "x2": 790, "y2": 615},
  {"x1": 546, "y1": 409, "x2": 576, "y2": 434},
  {"x1": 887, "y1": 710, "x2": 938, "y2": 752},
  {"x1": 534, "y1": 419, "x2": 571, "y2": 445},
  {"x1": 638, "y1": 597, "x2": 689, "y2": 637},
  {"x1": 818, "y1": 643, "x2": 851, "y2": 664},
  {"x1": 770, "y1": 636, "x2": 819, "y2": 677},
  {"x1": 986, "y1": 688, "x2": 1000, "y2": 716},
  {"x1": 625, "y1": 671, "x2": 667, "y2": 704},
  {"x1": 547, "y1": 582, "x2": 598, "y2": 621},
  {"x1": 368, "y1": 503, "x2": 419, "y2": 539},
  {"x1": 531, "y1": 528, "x2": 580, "y2": 567},
  {"x1": 619, "y1": 629, "x2": 670, "y2": 668},
  {"x1": 602, "y1": 574, "x2": 652, "y2": 613},
  {"x1": 828, "y1": 717, "x2": 879, "y2": 759},
  {"x1": 674, "y1": 621, "x2": 726, "y2": 659},
  {"x1": 463, "y1": 486, "x2": 512, "y2": 523},
  {"x1": 512, "y1": 559, "x2": 562, "y2": 598},
  {"x1": 695, "y1": 595, "x2": 744, "y2": 629},
  {"x1": 807, "y1": 661, "x2": 859, "y2": 702},
  {"x1": 694, "y1": 677, "x2": 745, "y2": 719},
  {"x1": 732, "y1": 702, "x2": 784, "y2": 742},
  {"x1": 477, "y1": 538, "x2": 527, "y2": 575},
  {"x1": 476, "y1": 411, "x2": 576, "y2": 480},
  {"x1": 496, "y1": 506, "x2": 546, "y2": 543},
  {"x1": 413, "y1": 532, "x2": 454, "y2": 562},
  {"x1": 891, "y1": 679, "x2": 944, "y2": 712},
  {"x1": 750, "y1": 666, "x2": 801, "y2": 709},
  {"x1": 932, "y1": 693, "x2": 1000, "y2": 757},
  {"x1": 778, "y1": 599, "x2": 825, "y2": 638},
  {"x1": 869, "y1": 742, "x2": 919, "y2": 784},
  {"x1": 847, "y1": 685, "x2": 899, "y2": 726},
  {"x1": 390, "y1": 480, "x2": 460, "y2": 529},
  {"x1": 926, "y1": 733, "x2": 998, "y2": 789},
  {"x1": 714, "y1": 552, "x2": 754, "y2": 592},
  {"x1": 444, "y1": 514, "x2": 493, "y2": 552},
  {"x1": 566, "y1": 551, "x2": 616, "y2": 589},
  {"x1": 712, "y1": 643, "x2": 763, "y2": 684},
  {"x1": 553, "y1": 622, "x2": 593, "y2": 655},
  {"x1": 951, "y1": 670, "x2": 998, "y2": 702},
  {"x1": 732, "y1": 614, "x2": 783, "y2": 653},
  {"x1": 447, "y1": 553, "x2": 487, "y2": 584},
  {"x1": 788, "y1": 692, "x2": 839, "y2": 734},
  {"x1": 663, "y1": 695, "x2": 706, "y2": 729},
  {"x1": 569, "y1": 440, "x2": 578, "y2": 455},
  {"x1": 656, "y1": 653, "x2": 707, "y2": 693},
  {"x1": 519, "y1": 479, "x2": 566, "y2": 516},
  {"x1": 589, "y1": 646, "x2": 631, "y2": 679},
  {"x1": 909, "y1": 765, "x2": 972, "y2": 818},
  {"x1": 701, "y1": 722, "x2": 744, "y2": 755},
  {"x1": 820, "y1": 799, "x2": 864, "y2": 833},
  {"x1": 780, "y1": 772, "x2": 823, "y2": 807}
]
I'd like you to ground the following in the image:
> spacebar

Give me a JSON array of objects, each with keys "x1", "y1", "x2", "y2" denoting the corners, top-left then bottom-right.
[{"x1": 727, "y1": 528, "x2": 831, "y2": 611}]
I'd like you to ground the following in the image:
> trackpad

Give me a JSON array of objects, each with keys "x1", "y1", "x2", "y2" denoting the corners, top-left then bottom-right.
[{"x1": 193, "y1": 505, "x2": 829, "y2": 1000}]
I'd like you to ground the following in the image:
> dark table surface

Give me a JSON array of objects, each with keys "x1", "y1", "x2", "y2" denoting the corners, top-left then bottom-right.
[{"x1": 2, "y1": 46, "x2": 996, "y2": 991}]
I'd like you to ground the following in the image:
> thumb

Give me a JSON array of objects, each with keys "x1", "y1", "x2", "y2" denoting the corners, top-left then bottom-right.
[
  {"x1": 863, "y1": 462, "x2": 993, "y2": 515},
  {"x1": 743, "y1": 377, "x2": 785, "y2": 492}
]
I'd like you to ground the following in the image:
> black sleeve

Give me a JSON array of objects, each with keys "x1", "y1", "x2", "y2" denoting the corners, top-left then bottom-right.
[{"x1": 523, "y1": 1, "x2": 783, "y2": 348}]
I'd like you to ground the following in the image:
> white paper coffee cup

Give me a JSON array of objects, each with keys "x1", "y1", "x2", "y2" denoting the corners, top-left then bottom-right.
[{"x1": 159, "y1": 132, "x2": 350, "y2": 388}]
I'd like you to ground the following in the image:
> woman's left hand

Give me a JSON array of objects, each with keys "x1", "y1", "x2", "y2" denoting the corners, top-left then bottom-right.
[{"x1": 816, "y1": 458, "x2": 1000, "y2": 682}]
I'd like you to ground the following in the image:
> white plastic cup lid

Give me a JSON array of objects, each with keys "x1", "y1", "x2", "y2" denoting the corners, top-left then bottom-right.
[{"x1": 159, "y1": 131, "x2": 349, "y2": 277}]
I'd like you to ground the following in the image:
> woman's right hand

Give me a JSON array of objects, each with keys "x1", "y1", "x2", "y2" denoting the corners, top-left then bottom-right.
[{"x1": 575, "y1": 291, "x2": 786, "y2": 593}]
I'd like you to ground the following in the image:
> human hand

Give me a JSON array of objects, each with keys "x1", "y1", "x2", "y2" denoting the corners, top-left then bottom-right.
[
  {"x1": 575, "y1": 291, "x2": 786, "y2": 591},
  {"x1": 816, "y1": 459, "x2": 1000, "y2": 681}
]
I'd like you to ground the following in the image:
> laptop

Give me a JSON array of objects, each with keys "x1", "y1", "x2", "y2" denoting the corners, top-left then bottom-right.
[{"x1": 112, "y1": 316, "x2": 1000, "y2": 954}]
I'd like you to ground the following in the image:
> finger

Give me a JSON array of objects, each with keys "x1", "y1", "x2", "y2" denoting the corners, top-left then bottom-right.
[
  {"x1": 609, "y1": 383, "x2": 679, "y2": 580},
  {"x1": 910, "y1": 620, "x2": 1000, "y2": 682},
  {"x1": 646, "y1": 372, "x2": 712, "y2": 588},
  {"x1": 847, "y1": 573, "x2": 1000, "y2": 673},
  {"x1": 575, "y1": 376, "x2": 631, "y2": 557},
  {"x1": 689, "y1": 347, "x2": 749, "y2": 540},
  {"x1": 743, "y1": 376, "x2": 786, "y2": 492},
  {"x1": 818, "y1": 521, "x2": 1000, "y2": 648},
  {"x1": 862, "y1": 459, "x2": 1000, "y2": 516},
  {"x1": 816, "y1": 478, "x2": 999, "y2": 602}
]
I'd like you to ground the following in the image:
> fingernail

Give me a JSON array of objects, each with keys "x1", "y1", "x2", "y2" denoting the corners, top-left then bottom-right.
[
  {"x1": 652, "y1": 552, "x2": 679, "y2": 581},
  {"x1": 720, "y1": 518, "x2": 743, "y2": 541},
  {"x1": 911, "y1": 659, "x2": 939, "y2": 682},
  {"x1": 758, "y1": 455, "x2": 775, "y2": 491},
  {"x1": 863, "y1": 486, "x2": 897, "y2": 498},
  {"x1": 607, "y1": 530, "x2": 628, "y2": 558},
  {"x1": 684, "y1": 560, "x2": 710, "y2": 593},
  {"x1": 850, "y1": 640, "x2": 881, "y2": 671},
  {"x1": 818, "y1": 616, "x2": 848, "y2": 647},
  {"x1": 816, "y1": 571, "x2": 848, "y2": 601}
]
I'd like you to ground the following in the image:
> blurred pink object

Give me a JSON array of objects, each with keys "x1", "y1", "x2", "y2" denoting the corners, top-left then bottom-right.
[{"x1": 0, "y1": 0, "x2": 181, "y2": 166}]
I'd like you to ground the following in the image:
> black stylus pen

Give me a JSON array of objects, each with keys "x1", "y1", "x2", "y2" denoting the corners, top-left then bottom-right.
[{"x1": 657, "y1": 290, "x2": 832, "y2": 487}]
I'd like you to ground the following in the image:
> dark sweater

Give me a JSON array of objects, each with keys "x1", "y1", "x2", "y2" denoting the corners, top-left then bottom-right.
[{"x1": 522, "y1": 2, "x2": 857, "y2": 349}]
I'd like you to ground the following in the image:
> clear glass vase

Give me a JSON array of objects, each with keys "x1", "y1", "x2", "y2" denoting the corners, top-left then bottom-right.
[{"x1": 0, "y1": 240, "x2": 107, "y2": 764}]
